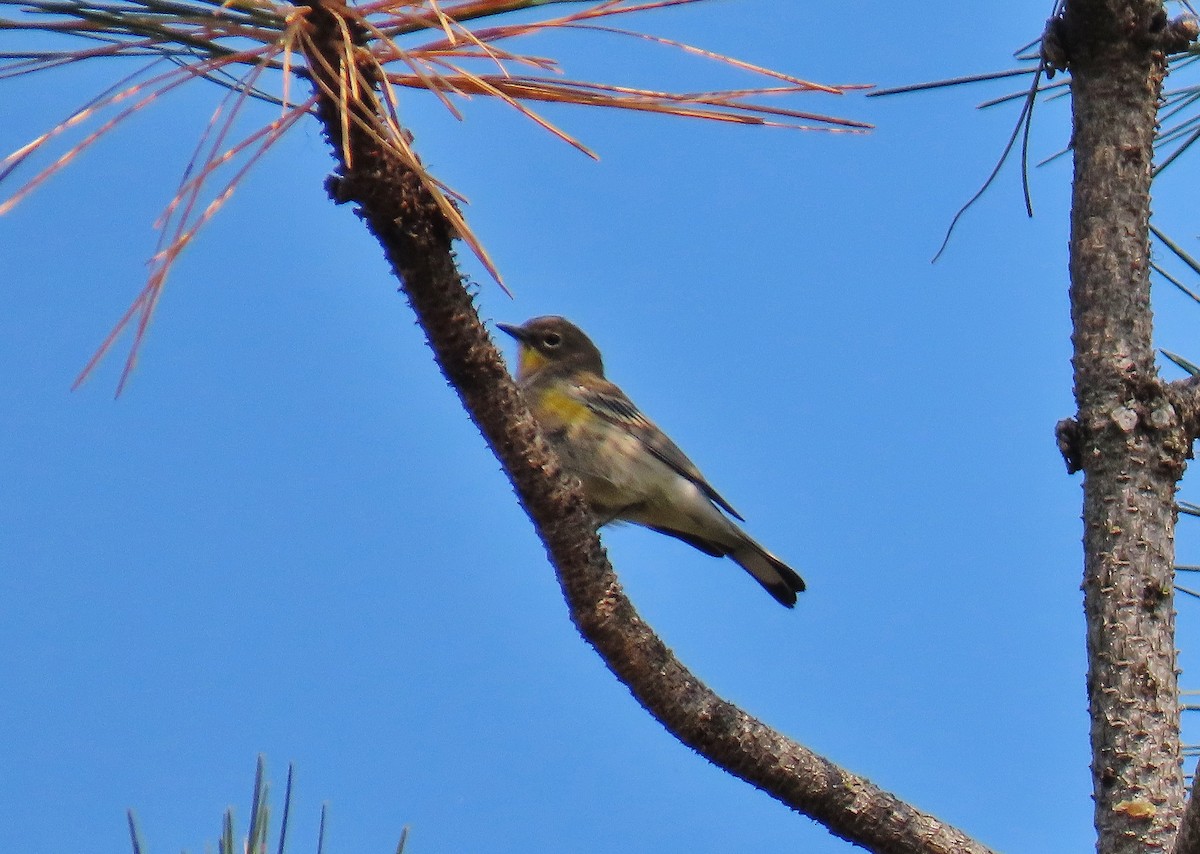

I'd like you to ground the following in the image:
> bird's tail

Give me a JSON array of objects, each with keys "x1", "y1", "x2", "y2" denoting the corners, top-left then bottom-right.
[{"x1": 729, "y1": 540, "x2": 806, "y2": 608}]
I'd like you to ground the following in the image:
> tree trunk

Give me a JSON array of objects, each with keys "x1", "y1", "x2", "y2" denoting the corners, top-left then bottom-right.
[{"x1": 1060, "y1": 1, "x2": 1186, "y2": 850}]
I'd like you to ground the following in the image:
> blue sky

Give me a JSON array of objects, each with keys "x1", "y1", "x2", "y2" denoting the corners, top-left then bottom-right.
[{"x1": 4, "y1": 1, "x2": 1200, "y2": 851}]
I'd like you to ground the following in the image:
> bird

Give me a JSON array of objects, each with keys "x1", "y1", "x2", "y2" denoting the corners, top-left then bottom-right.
[{"x1": 496, "y1": 315, "x2": 805, "y2": 608}]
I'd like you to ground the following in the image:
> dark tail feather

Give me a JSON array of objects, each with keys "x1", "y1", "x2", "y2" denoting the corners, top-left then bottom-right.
[
  {"x1": 645, "y1": 525, "x2": 805, "y2": 608},
  {"x1": 729, "y1": 542, "x2": 806, "y2": 608},
  {"x1": 646, "y1": 525, "x2": 726, "y2": 557}
]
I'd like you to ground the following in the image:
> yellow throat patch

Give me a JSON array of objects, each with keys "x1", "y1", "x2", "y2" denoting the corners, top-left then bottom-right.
[{"x1": 517, "y1": 345, "x2": 548, "y2": 380}]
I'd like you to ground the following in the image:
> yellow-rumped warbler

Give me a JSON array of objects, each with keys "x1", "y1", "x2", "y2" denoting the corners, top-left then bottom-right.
[{"x1": 497, "y1": 316, "x2": 805, "y2": 608}]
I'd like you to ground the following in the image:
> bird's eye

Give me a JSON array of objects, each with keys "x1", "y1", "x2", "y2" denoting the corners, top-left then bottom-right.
[{"x1": 543, "y1": 332, "x2": 562, "y2": 348}]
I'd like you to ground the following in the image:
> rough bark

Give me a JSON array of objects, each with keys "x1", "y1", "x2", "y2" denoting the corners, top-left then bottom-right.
[
  {"x1": 294, "y1": 1, "x2": 994, "y2": 851},
  {"x1": 1175, "y1": 772, "x2": 1200, "y2": 854},
  {"x1": 1059, "y1": 1, "x2": 1186, "y2": 850},
  {"x1": 1173, "y1": 378, "x2": 1200, "y2": 853}
]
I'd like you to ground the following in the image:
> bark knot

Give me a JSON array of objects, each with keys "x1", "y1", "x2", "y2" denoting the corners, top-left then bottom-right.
[
  {"x1": 1061, "y1": 371, "x2": 1191, "y2": 478},
  {"x1": 1112, "y1": 405, "x2": 1139, "y2": 433}
]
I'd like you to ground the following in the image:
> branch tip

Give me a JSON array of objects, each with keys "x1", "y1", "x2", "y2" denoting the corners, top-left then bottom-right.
[
  {"x1": 1056, "y1": 417, "x2": 1083, "y2": 474},
  {"x1": 1040, "y1": 16, "x2": 1070, "y2": 79}
]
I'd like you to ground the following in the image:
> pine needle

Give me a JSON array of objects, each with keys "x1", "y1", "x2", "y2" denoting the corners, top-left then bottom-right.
[{"x1": 1, "y1": 0, "x2": 866, "y2": 389}]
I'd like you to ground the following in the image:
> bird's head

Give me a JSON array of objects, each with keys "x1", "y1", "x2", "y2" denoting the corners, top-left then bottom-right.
[{"x1": 496, "y1": 316, "x2": 605, "y2": 381}]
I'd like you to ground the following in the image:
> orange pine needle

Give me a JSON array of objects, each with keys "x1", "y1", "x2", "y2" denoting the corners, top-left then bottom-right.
[{"x1": 4, "y1": 0, "x2": 866, "y2": 389}]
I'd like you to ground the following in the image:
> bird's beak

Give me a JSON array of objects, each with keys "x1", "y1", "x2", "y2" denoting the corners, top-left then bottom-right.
[
  {"x1": 495, "y1": 322, "x2": 528, "y2": 343},
  {"x1": 496, "y1": 321, "x2": 542, "y2": 380}
]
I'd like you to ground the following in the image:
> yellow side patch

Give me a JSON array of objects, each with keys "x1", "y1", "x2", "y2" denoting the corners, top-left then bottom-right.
[{"x1": 533, "y1": 385, "x2": 591, "y2": 428}]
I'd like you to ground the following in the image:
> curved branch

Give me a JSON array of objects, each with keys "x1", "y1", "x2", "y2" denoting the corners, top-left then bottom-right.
[{"x1": 296, "y1": 2, "x2": 994, "y2": 851}]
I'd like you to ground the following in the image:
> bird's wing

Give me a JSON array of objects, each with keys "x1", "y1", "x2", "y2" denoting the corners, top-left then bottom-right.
[{"x1": 570, "y1": 377, "x2": 745, "y2": 521}]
